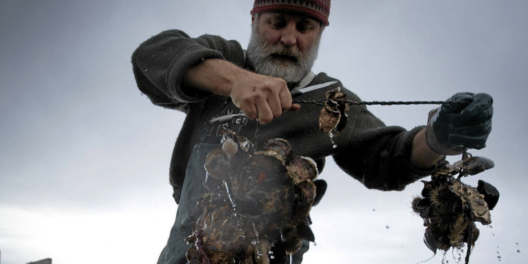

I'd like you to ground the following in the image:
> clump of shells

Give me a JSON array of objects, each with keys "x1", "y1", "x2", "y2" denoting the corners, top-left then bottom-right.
[
  {"x1": 318, "y1": 87, "x2": 350, "y2": 138},
  {"x1": 186, "y1": 128, "x2": 321, "y2": 264},
  {"x1": 412, "y1": 154, "x2": 499, "y2": 263}
]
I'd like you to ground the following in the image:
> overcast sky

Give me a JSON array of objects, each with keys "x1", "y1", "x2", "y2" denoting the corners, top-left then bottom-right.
[{"x1": 1, "y1": 1, "x2": 527, "y2": 263}]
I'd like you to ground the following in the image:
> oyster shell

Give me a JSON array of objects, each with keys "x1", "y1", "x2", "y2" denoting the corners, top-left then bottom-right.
[
  {"x1": 204, "y1": 149, "x2": 231, "y2": 181},
  {"x1": 287, "y1": 156, "x2": 318, "y2": 184},
  {"x1": 318, "y1": 87, "x2": 350, "y2": 137}
]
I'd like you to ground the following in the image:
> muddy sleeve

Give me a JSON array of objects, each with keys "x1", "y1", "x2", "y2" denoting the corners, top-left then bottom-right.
[{"x1": 131, "y1": 30, "x2": 245, "y2": 111}]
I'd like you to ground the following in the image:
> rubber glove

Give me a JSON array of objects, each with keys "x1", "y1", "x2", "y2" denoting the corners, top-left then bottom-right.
[{"x1": 425, "y1": 92, "x2": 493, "y2": 155}]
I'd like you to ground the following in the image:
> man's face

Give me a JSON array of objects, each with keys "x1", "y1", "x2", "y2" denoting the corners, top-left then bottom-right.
[{"x1": 247, "y1": 12, "x2": 323, "y2": 83}]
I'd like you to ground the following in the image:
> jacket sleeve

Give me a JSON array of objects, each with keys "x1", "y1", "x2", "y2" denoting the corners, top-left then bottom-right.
[
  {"x1": 131, "y1": 30, "x2": 246, "y2": 112},
  {"x1": 332, "y1": 92, "x2": 435, "y2": 191}
]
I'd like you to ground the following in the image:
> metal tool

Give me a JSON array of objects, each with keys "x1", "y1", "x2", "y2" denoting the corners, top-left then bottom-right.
[{"x1": 290, "y1": 81, "x2": 338, "y2": 97}]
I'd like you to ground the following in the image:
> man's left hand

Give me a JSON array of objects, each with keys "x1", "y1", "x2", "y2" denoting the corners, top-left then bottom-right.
[{"x1": 425, "y1": 92, "x2": 493, "y2": 155}]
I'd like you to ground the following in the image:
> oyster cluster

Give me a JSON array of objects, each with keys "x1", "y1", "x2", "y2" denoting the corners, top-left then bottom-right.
[
  {"x1": 412, "y1": 154, "x2": 499, "y2": 263},
  {"x1": 185, "y1": 128, "x2": 321, "y2": 264},
  {"x1": 318, "y1": 87, "x2": 350, "y2": 139}
]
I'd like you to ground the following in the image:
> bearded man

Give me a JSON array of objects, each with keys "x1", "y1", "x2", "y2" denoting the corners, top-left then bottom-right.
[{"x1": 131, "y1": 1, "x2": 493, "y2": 263}]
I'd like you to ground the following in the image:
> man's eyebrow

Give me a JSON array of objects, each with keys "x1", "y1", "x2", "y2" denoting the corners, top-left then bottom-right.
[{"x1": 271, "y1": 12, "x2": 285, "y2": 19}]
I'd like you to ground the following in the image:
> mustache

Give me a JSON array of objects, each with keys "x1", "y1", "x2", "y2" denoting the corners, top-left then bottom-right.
[{"x1": 263, "y1": 45, "x2": 302, "y2": 63}]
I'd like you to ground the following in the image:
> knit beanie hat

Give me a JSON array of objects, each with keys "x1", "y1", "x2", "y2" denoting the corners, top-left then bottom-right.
[{"x1": 250, "y1": 0, "x2": 331, "y2": 26}]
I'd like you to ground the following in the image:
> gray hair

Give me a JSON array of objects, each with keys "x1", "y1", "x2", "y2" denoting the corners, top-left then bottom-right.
[{"x1": 247, "y1": 13, "x2": 324, "y2": 83}]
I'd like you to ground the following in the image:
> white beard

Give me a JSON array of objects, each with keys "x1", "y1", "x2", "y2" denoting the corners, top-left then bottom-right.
[{"x1": 246, "y1": 23, "x2": 321, "y2": 83}]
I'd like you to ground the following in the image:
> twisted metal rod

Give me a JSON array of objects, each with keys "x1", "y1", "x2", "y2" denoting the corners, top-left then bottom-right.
[{"x1": 292, "y1": 99, "x2": 450, "y2": 106}]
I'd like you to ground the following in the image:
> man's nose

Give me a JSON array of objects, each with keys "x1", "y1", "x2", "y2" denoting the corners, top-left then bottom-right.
[{"x1": 280, "y1": 23, "x2": 297, "y2": 47}]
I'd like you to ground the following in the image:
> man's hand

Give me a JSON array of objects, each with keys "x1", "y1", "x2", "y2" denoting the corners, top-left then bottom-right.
[
  {"x1": 183, "y1": 59, "x2": 300, "y2": 124},
  {"x1": 411, "y1": 92, "x2": 493, "y2": 168},
  {"x1": 425, "y1": 92, "x2": 493, "y2": 155},
  {"x1": 229, "y1": 72, "x2": 300, "y2": 124}
]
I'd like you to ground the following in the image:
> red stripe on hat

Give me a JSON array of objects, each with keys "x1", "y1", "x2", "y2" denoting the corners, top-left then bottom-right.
[{"x1": 250, "y1": 0, "x2": 330, "y2": 26}]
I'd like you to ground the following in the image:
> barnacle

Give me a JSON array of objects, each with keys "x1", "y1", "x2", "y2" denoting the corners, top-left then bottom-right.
[
  {"x1": 187, "y1": 129, "x2": 320, "y2": 264},
  {"x1": 412, "y1": 153, "x2": 499, "y2": 264}
]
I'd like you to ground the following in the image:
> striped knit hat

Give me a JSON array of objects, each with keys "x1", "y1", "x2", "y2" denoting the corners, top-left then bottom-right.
[{"x1": 250, "y1": 0, "x2": 331, "y2": 26}]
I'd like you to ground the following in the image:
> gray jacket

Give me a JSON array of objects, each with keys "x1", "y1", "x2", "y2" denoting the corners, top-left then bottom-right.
[{"x1": 131, "y1": 30, "x2": 434, "y2": 203}]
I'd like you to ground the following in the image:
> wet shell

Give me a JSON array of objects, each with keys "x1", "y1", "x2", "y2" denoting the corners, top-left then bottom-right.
[
  {"x1": 450, "y1": 180, "x2": 491, "y2": 225},
  {"x1": 220, "y1": 127, "x2": 253, "y2": 153},
  {"x1": 318, "y1": 87, "x2": 350, "y2": 137},
  {"x1": 249, "y1": 154, "x2": 287, "y2": 177},
  {"x1": 319, "y1": 100, "x2": 341, "y2": 135},
  {"x1": 204, "y1": 149, "x2": 231, "y2": 181},
  {"x1": 222, "y1": 138, "x2": 238, "y2": 157},
  {"x1": 462, "y1": 156, "x2": 495, "y2": 176},
  {"x1": 477, "y1": 180, "x2": 500, "y2": 210},
  {"x1": 287, "y1": 156, "x2": 319, "y2": 184},
  {"x1": 235, "y1": 134, "x2": 254, "y2": 153},
  {"x1": 262, "y1": 138, "x2": 293, "y2": 164},
  {"x1": 296, "y1": 180, "x2": 316, "y2": 216}
]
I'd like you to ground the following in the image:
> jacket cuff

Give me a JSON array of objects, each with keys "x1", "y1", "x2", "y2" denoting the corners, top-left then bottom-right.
[
  {"x1": 425, "y1": 108, "x2": 465, "y2": 155},
  {"x1": 396, "y1": 126, "x2": 437, "y2": 180}
]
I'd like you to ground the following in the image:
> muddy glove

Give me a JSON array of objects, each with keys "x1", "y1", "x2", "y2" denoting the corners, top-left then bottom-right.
[{"x1": 425, "y1": 92, "x2": 493, "y2": 155}]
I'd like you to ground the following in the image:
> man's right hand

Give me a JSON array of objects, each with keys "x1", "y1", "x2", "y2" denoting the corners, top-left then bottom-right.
[
  {"x1": 229, "y1": 71, "x2": 300, "y2": 124},
  {"x1": 183, "y1": 59, "x2": 300, "y2": 124}
]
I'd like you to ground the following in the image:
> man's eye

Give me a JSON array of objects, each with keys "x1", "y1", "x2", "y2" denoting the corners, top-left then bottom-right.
[
  {"x1": 297, "y1": 23, "x2": 313, "y2": 32},
  {"x1": 270, "y1": 20, "x2": 286, "y2": 29}
]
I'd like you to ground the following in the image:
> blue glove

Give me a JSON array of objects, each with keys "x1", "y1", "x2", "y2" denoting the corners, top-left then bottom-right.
[{"x1": 425, "y1": 93, "x2": 493, "y2": 155}]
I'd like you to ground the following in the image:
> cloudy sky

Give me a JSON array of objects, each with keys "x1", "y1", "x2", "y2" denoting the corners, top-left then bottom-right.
[{"x1": 1, "y1": 0, "x2": 527, "y2": 263}]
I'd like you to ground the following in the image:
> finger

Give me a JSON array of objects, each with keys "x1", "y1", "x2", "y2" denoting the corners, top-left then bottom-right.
[
  {"x1": 243, "y1": 103, "x2": 258, "y2": 120},
  {"x1": 288, "y1": 103, "x2": 301, "y2": 112},
  {"x1": 451, "y1": 93, "x2": 493, "y2": 124},
  {"x1": 255, "y1": 97, "x2": 274, "y2": 124},
  {"x1": 278, "y1": 87, "x2": 293, "y2": 111},
  {"x1": 449, "y1": 118, "x2": 492, "y2": 136},
  {"x1": 443, "y1": 93, "x2": 474, "y2": 112},
  {"x1": 268, "y1": 92, "x2": 283, "y2": 118},
  {"x1": 448, "y1": 134, "x2": 488, "y2": 150},
  {"x1": 450, "y1": 106, "x2": 492, "y2": 126},
  {"x1": 448, "y1": 92, "x2": 474, "y2": 102}
]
